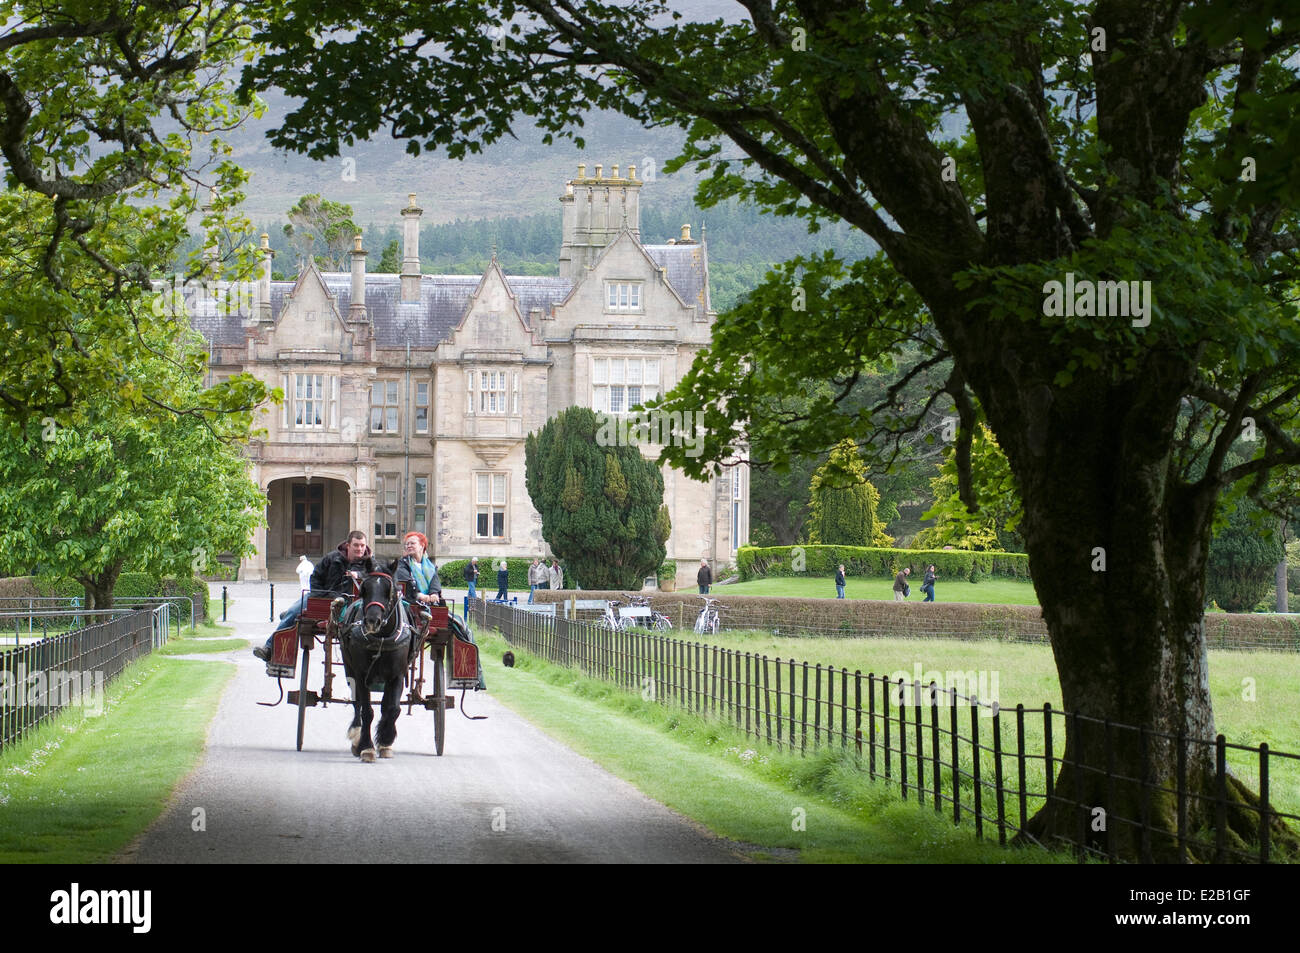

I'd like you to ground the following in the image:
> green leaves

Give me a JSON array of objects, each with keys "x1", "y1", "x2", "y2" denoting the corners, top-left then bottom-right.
[
  {"x1": 0, "y1": 0, "x2": 267, "y2": 423},
  {"x1": 524, "y1": 407, "x2": 668, "y2": 590}
]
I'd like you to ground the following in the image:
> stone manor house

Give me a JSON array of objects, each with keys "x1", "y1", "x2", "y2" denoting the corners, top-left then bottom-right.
[{"x1": 192, "y1": 164, "x2": 749, "y2": 585}]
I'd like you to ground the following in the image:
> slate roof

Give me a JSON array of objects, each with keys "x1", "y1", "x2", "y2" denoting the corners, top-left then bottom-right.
[
  {"x1": 644, "y1": 243, "x2": 710, "y2": 313},
  {"x1": 186, "y1": 249, "x2": 708, "y2": 351}
]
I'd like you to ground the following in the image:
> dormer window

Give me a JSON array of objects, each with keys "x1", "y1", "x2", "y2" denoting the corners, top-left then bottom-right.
[{"x1": 606, "y1": 281, "x2": 642, "y2": 312}]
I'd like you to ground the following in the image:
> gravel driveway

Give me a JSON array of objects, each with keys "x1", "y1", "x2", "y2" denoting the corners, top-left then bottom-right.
[{"x1": 117, "y1": 583, "x2": 743, "y2": 864}]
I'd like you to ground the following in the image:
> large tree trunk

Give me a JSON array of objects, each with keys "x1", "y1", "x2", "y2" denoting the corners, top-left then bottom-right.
[
  {"x1": 972, "y1": 359, "x2": 1294, "y2": 860},
  {"x1": 78, "y1": 561, "x2": 123, "y2": 612}
]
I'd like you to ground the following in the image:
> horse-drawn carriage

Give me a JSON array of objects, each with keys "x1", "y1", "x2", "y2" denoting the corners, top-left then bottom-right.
[{"x1": 260, "y1": 569, "x2": 482, "y2": 758}]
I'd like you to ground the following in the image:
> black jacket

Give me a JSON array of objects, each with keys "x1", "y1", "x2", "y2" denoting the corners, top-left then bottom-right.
[
  {"x1": 835, "y1": 569, "x2": 845, "y2": 586},
  {"x1": 463, "y1": 562, "x2": 479, "y2": 583},
  {"x1": 310, "y1": 541, "x2": 376, "y2": 597},
  {"x1": 497, "y1": 568, "x2": 509, "y2": 588},
  {"x1": 697, "y1": 564, "x2": 713, "y2": 586}
]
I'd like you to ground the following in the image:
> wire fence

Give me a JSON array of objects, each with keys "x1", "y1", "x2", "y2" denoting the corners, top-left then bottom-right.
[
  {"x1": 478, "y1": 599, "x2": 1299, "y2": 864},
  {"x1": 0, "y1": 607, "x2": 166, "y2": 751}
]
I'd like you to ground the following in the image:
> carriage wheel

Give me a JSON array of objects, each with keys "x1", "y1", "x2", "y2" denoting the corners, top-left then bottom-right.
[
  {"x1": 432, "y1": 645, "x2": 446, "y2": 757},
  {"x1": 296, "y1": 645, "x2": 311, "y2": 751}
]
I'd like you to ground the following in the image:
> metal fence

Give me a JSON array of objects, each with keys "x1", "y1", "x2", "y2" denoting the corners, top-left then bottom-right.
[
  {"x1": 478, "y1": 599, "x2": 1299, "y2": 864},
  {"x1": 0, "y1": 607, "x2": 166, "y2": 750}
]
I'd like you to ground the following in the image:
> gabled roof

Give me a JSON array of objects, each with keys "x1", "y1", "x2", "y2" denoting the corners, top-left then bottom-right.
[
  {"x1": 644, "y1": 243, "x2": 710, "y2": 314},
  {"x1": 194, "y1": 272, "x2": 574, "y2": 350}
]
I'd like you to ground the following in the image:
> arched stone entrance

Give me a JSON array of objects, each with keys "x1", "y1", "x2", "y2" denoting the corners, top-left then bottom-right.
[{"x1": 265, "y1": 476, "x2": 352, "y2": 578}]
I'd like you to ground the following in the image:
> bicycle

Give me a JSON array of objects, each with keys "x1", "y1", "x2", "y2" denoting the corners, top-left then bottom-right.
[
  {"x1": 625, "y1": 594, "x2": 672, "y2": 632},
  {"x1": 598, "y1": 599, "x2": 627, "y2": 631},
  {"x1": 693, "y1": 598, "x2": 724, "y2": 636}
]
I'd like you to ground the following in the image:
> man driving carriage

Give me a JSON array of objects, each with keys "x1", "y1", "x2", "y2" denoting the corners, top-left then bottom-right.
[{"x1": 253, "y1": 530, "x2": 376, "y2": 660}]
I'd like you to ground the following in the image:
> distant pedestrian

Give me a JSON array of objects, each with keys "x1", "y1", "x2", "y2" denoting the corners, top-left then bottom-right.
[
  {"x1": 550, "y1": 559, "x2": 563, "y2": 591},
  {"x1": 835, "y1": 564, "x2": 846, "y2": 599},
  {"x1": 893, "y1": 566, "x2": 911, "y2": 601},
  {"x1": 697, "y1": 558, "x2": 712, "y2": 594},
  {"x1": 296, "y1": 555, "x2": 314, "y2": 595},
  {"x1": 464, "y1": 556, "x2": 480, "y2": 599},
  {"x1": 922, "y1": 564, "x2": 937, "y2": 602},
  {"x1": 496, "y1": 560, "x2": 509, "y2": 601},
  {"x1": 528, "y1": 558, "x2": 545, "y2": 603}
]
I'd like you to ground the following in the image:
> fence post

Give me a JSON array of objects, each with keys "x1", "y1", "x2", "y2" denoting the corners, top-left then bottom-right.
[
  {"x1": 993, "y1": 702, "x2": 1006, "y2": 846},
  {"x1": 899, "y1": 678, "x2": 909, "y2": 797},
  {"x1": 222, "y1": 586, "x2": 228, "y2": 622},
  {"x1": 868, "y1": 673, "x2": 877, "y2": 779},
  {"x1": 931, "y1": 683, "x2": 941, "y2": 812},
  {"x1": 269, "y1": 582, "x2": 274, "y2": 622},
  {"x1": 1016, "y1": 704, "x2": 1027, "y2": 833},
  {"x1": 854, "y1": 671, "x2": 862, "y2": 759},
  {"x1": 971, "y1": 696, "x2": 983, "y2": 839},
  {"x1": 1259, "y1": 743, "x2": 1270, "y2": 864},
  {"x1": 813, "y1": 663, "x2": 822, "y2": 750},
  {"x1": 951, "y1": 687, "x2": 960, "y2": 825}
]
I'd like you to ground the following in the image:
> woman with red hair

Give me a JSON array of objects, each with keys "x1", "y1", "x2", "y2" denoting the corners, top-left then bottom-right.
[{"x1": 395, "y1": 531, "x2": 441, "y2": 603}]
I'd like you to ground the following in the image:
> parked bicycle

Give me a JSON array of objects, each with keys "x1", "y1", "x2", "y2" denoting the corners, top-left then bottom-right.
[
  {"x1": 624, "y1": 594, "x2": 672, "y2": 632},
  {"x1": 598, "y1": 599, "x2": 627, "y2": 631},
  {"x1": 693, "y1": 598, "x2": 724, "y2": 636}
]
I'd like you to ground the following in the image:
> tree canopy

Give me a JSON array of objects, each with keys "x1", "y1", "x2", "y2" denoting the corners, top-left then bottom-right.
[
  {"x1": 0, "y1": 345, "x2": 265, "y2": 609},
  {"x1": 806, "y1": 439, "x2": 891, "y2": 547},
  {"x1": 244, "y1": 0, "x2": 1300, "y2": 859},
  {"x1": 282, "y1": 193, "x2": 359, "y2": 271},
  {"x1": 0, "y1": 0, "x2": 270, "y2": 426},
  {"x1": 524, "y1": 407, "x2": 670, "y2": 591}
]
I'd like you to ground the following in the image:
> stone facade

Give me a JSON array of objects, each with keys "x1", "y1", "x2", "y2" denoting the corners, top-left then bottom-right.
[{"x1": 194, "y1": 167, "x2": 748, "y2": 584}]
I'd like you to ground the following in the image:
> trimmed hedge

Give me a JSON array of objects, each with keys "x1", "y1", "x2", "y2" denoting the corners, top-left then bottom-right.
[
  {"x1": 0, "y1": 573, "x2": 209, "y2": 621},
  {"x1": 737, "y1": 545, "x2": 1030, "y2": 583},
  {"x1": 526, "y1": 588, "x2": 1300, "y2": 650},
  {"x1": 437, "y1": 558, "x2": 536, "y2": 591}
]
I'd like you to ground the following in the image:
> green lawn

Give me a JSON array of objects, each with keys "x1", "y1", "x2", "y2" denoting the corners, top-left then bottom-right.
[
  {"x1": 0, "y1": 651, "x2": 234, "y2": 862},
  {"x1": 639, "y1": 628, "x2": 1300, "y2": 826},
  {"x1": 476, "y1": 629, "x2": 1070, "y2": 863},
  {"x1": 717, "y1": 575, "x2": 1041, "y2": 605}
]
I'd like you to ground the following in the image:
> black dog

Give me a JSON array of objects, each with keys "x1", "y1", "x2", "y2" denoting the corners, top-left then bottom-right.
[{"x1": 502, "y1": 651, "x2": 515, "y2": 667}]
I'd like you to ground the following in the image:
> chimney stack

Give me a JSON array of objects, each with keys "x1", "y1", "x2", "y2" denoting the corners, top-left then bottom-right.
[
  {"x1": 680, "y1": 223, "x2": 693, "y2": 243},
  {"x1": 401, "y1": 193, "x2": 422, "y2": 302},
  {"x1": 350, "y1": 233, "x2": 367, "y2": 320},
  {"x1": 559, "y1": 160, "x2": 643, "y2": 280},
  {"x1": 258, "y1": 233, "x2": 274, "y2": 323}
]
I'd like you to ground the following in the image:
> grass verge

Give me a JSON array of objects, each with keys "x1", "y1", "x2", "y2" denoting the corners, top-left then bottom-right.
[
  {"x1": 0, "y1": 652, "x2": 234, "y2": 862},
  {"x1": 475, "y1": 629, "x2": 1071, "y2": 863},
  {"x1": 156, "y1": 620, "x2": 247, "y2": 656}
]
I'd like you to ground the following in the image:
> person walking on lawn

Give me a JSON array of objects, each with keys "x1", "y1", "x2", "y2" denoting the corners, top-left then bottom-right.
[
  {"x1": 922, "y1": 564, "x2": 937, "y2": 602},
  {"x1": 835, "y1": 564, "x2": 846, "y2": 599},
  {"x1": 697, "y1": 558, "x2": 713, "y2": 594},
  {"x1": 464, "y1": 557, "x2": 479, "y2": 599},
  {"x1": 893, "y1": 566, "x2": 911, "y2": 601}
]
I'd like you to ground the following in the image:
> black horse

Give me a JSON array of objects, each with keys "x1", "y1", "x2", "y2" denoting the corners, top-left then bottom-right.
[{"x1": 339, "y1": 563, "x2": 421, "y2": 761}]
